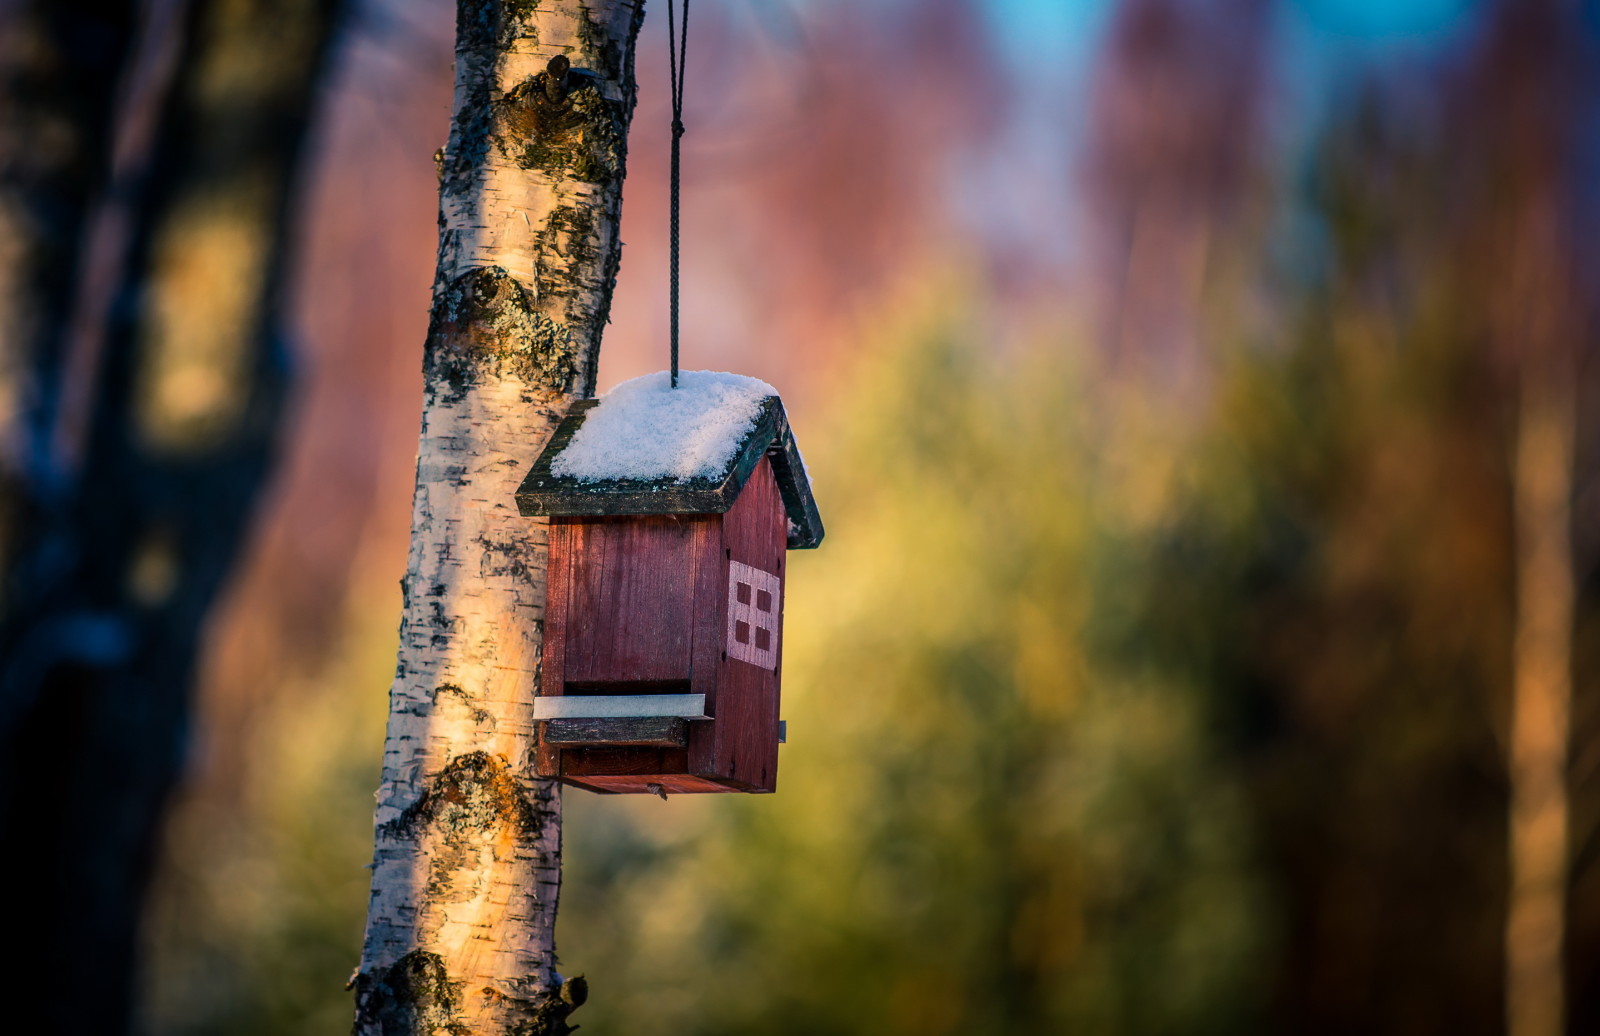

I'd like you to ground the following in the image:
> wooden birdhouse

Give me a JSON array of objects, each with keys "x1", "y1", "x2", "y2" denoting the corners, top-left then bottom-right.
[{"x1": 515, "y1": 372, "x2": 824, "y2": 795}]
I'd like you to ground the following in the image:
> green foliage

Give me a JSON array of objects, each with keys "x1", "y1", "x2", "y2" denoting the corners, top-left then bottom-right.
[{"x1": 1099, "y1": 95, "x2": 1528, "y2": 1031}]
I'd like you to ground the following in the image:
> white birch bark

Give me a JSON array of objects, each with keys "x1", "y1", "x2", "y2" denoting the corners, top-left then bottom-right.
[{"x1": 354, "y1": 3, "x2": 643, "y2": 1033}]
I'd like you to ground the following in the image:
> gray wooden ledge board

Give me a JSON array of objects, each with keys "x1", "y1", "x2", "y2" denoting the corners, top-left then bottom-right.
[
  {"x1": 515, "y1": 395, "x2": 825, "y2": 549},
  {"x1": 541, "y1": 716, "x2": 690, "y2": 747},
  {"x1": 531, "y1": 693, "x2": 708, "y2": 719}
]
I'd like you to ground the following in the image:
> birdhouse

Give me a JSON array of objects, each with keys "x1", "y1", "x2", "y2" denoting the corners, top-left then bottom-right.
[{"x1": 515, "y1": 372, "x2": 824, "y2": 795}]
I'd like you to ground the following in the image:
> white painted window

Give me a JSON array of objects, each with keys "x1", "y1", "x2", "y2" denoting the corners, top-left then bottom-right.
[{"x1": 727, "y1": 560, "x2": 781, "y2": 670}]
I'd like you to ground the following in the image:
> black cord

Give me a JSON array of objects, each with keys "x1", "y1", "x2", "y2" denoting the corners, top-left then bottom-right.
[{"x1": 667, "y1": 0, "x2": 689, "y2": 388}]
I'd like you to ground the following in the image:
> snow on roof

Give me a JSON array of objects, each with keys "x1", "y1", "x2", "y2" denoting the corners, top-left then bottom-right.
[{"x1": 550, "y1": 370, "x2": 779, "y2": 482}]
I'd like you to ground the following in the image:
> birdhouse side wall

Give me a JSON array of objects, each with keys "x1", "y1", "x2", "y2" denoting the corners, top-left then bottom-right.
[{"x1": 711, "y1": 455, "x2": 787, "y2": 792}]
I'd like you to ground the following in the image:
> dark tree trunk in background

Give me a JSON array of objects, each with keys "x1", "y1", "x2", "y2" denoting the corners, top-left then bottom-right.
[
  {"x1": 1480, "y1": 6, "x2": 1586, "y2": 1035},
  {"x1": 0, "y1": 0, "x2": 137, "y2": 574},
  {"x1": 0, "y1": 1, "x2": 344, "y2": 1033}
]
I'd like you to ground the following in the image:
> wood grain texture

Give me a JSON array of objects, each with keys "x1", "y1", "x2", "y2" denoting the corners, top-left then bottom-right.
[
  {"x1": 533, "y1": 519, "x2": 575, "y2": 777},
  {"x1": 559, "y1": 745, "x2": 689, "y2": 777},
  {"x1": 562, "y1": 515, "x2": 710, "y2": 684},
  {"x1": 541, "y1": 717, "x2": 690, "y2": 747},
  {"x1": 687, "y1": 497, "x2": 725, "y2": 777},
  {"x1": 714, "y1": 456, "x2": 786, "y2": 793}
]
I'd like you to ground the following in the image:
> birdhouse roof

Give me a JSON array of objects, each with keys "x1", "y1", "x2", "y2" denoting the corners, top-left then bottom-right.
[{"x1": 516, "y1": 371, "x2": 824, "y2": 549}]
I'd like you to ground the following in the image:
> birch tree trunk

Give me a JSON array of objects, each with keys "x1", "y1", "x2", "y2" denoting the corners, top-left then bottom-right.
[{"x1": 353, "y1": 3, "x2": 643, "y2": 1033}]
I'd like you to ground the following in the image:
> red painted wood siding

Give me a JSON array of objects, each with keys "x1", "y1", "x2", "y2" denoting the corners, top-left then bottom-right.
[
  {"x1": 560, "y1": 515, "x2": 717, "y2": 684},
  {"x1": 713, "y1": 456, "x2": 787, "y2": 792}
]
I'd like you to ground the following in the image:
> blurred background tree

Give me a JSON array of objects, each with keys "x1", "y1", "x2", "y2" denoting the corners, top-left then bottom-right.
[
  {"x1": 1, "y1": 0, "x2": 1598, "y2": 1034},
  {"x1": 0, "y1": 1, "x2": 343, "y2": 1033}
]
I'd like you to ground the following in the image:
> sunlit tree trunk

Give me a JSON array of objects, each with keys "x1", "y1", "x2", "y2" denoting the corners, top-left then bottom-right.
[
  {"x1": 0, "y1": 1, "x2": 342, "y2": 1032},
  {"x1": 1507, "y1": 352, "x2": 1575, "y2": 1036},
  {"x1": 1487, "y1": 7, "x2": 1581, "y2": 1035},
  {"x1": 352, "y1": 3, "x2": 642, "y2": 1033}
]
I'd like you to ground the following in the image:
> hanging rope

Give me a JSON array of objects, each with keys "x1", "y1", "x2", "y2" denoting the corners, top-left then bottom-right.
[{"x1": 667, "y1": 0, "x2": 690, "y2": 388}]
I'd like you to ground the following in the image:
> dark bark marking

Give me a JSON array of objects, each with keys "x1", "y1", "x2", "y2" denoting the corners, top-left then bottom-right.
[
  {"x1": 493, "y1": 67, "x2": 626, "y2": 186},
  {"x1": 457, "y1": 0, "x2": 542, "y2": 59},
  {"x1": 498, "y1": 0, "x2": 542, "y2": 49},
  {"x1": 441, "y1": 1, "x2": 502, "y2": 197},
  {"x1": 575, "y1": 7, "x2": 630, "y2": 83},
  {"x1": 472, "y1": 521, "x2": 545, "y2": 586},
  {"x1": 481, "y1": 976, "x2": 584, "y2": 1036},
  {"x1": 395, "y1": 752, "x2": 545, "y2": 902},
  {"x1": 381, "y1": 751, "x2": 543, "y2": 843},
  {"x1": 425, "y1": 266, "x2": 579, "y2": 398},
  {"x1": 425, "y1": 598, "x2": 454, "y2": 649},
  {"x1": 430, "y1": 682, "x2": 494, "y2": 724},
  {"x1": 532, "y1": 204, "x2": 600, "y2": 304},
  {"x1": 351, "y1": 950, "x2": 472, "y2": 1036}
]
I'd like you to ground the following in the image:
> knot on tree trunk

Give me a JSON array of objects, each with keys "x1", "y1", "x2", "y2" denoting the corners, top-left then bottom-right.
[
  {"x1": 352, "y1": 950, "x2": 472, "y2": 1036},
  {"x1": 381, "y1": 750, "x2": 544, "y2": 842},
  {"x1": 424, "y1": 266, "x2": 578, "y2": 398},
  {"x1": 351, "y1": 951, "x2": 584, "y2": 1036},
  {"x1": 494, "y1": 65, "x2": 626, "y2": 186}
]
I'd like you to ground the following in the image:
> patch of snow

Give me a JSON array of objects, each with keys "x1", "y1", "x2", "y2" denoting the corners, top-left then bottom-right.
[{"x1": 552, "y1": 370, "x2": 777, "y2": 482}]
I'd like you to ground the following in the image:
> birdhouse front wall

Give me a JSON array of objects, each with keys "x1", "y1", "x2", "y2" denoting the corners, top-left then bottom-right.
[
  {"x1": 550, "y1": 514, "x2": 716, "y2": 688},
  {"x1": 536, "y1": 512, "x2": 722, "y2": 789}
]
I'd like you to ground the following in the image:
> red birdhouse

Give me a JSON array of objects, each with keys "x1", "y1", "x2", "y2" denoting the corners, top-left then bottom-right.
[{"x1": 515, "y1": 372, "x2": 824, "y2": 795}]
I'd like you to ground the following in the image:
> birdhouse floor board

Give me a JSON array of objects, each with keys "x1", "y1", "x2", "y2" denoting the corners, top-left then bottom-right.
[
  {"x1": 541, "y1": 717, "x2": 690, "y2": 747},
  {"x1": 556, "y1": 745, "x2": 764, "y2": 793},
  {"x1": 564, "y1": 774, "x2": 743, "y2": 795}
]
